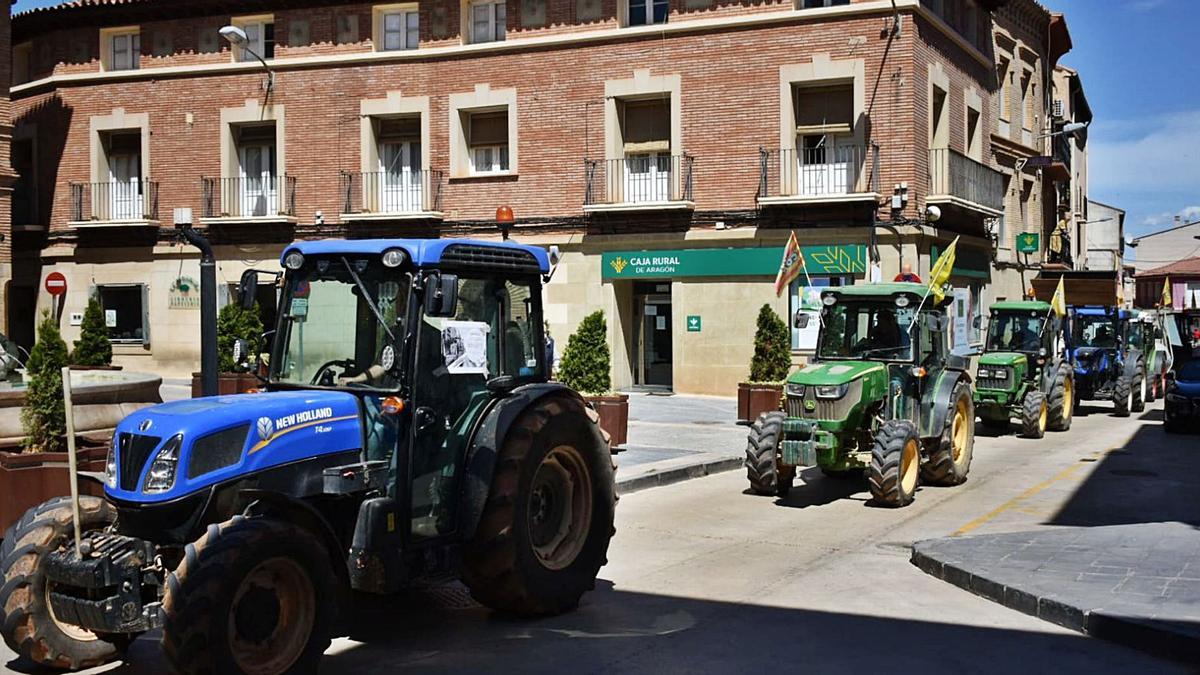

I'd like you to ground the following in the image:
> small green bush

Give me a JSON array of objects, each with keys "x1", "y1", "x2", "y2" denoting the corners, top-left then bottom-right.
[
  {"x1": 71, "y1": 295, "x2": 112, "y2": 367},
  {"x1": 557, "y1": 310, "x2": 611, "y2": 395},
  {"x1": 217, "y1": 302, "x2": 263, "y2": 373},
  {"x1": 749, "y1": 304, "x2": 792, "y2": 383},
  {"x1": 21, "y1": 310, "x2": 69, "y2": 453}
]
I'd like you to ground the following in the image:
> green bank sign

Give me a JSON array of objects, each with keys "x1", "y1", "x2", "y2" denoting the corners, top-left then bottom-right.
[{"x1": 601, "y1": 245, "x2": 867, "y2": 280}]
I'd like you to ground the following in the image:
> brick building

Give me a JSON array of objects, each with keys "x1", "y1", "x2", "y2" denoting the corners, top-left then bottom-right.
[{"x1": 7, "y1": 0, "x2": 1077, "y2": 395}]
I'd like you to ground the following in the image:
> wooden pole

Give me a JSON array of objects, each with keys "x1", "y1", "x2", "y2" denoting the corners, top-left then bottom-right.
[{"x1": 61, "y1": 366, "x2": 83, "y2": 560}]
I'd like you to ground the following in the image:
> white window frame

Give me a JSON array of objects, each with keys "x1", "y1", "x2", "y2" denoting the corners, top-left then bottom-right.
[
  {"x1": 626, "y1": 0, "x2": 668, "y2": 26},
  {"x1": 96, "y1": 283, "x2": 151, "y2": 346},
  {"x1": 231, "y1": 15, "x2": 274, "y2": 63},
  {"x1": 378, "y1": 139, "x2": 424, "y2": 212},
  {"x1": 101, "y1": 27, "x2": 140, "y2": 72},
  {"x1": 379, "y1": 8, "x2": 419, "y2": 51},
  {"x1": 470, "y1": 144, "x2": 509, "y2": 175},
  {"x1": 468, "y1": 0, "x2": 506, "y2": 44}
]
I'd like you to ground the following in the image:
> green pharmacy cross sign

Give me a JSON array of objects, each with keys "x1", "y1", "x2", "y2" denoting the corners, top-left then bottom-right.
[{"x1": 1016, "y1": 232, "x2": 1040, "y2": 254}]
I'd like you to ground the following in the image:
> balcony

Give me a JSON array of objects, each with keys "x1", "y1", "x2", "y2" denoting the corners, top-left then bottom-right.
[
  {"x1": 69, "y1": 180, "x2": 159, "y2": 228},
  {"x1": 757, "y1": 144, "x2": 879, "y2": 206},
  {"x1": 201, "y1": 175, "x2": 297, "y2": 224},
  {"x1": 583, "y1": 154, "x2": 694, "y2": 212},
  {"x1": 339, "y1": 170, "x2": 445, "y2": 221},
  {"x1": 926, "y1": 148, "x2": 1005, "y2": 216}
]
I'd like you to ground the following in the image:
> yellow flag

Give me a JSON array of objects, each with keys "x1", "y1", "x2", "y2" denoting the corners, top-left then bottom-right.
[
  {"x1": 1051, "y1": 275, "x2": 1066, "y2": 317},
  {"x1": 927, "y1": 236, "x2": 958, "y2": 304},
  {"x1": 774, "y1": 231, "x2": 804, "y2": 297},
  {"x1": 1161, "y1": 277, "x2": 1172, "y2": 308}
]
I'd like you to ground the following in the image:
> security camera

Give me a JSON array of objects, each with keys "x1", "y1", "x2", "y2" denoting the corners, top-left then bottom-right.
[{"x1": 925, "y1": 205, "x2": 942, "y2": 223}]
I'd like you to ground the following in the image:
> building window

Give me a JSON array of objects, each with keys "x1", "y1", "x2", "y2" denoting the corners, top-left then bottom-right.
[
  {"x1": 997, "y1": 57, "x2": 1011, "y2": 122},
  {"x1": 379, "y1": 8, "x2": 419, "y2": 50},
  {"x1": 929, "y1": 85, "x2": 949, "y2": 149},
  {"x1": 467, "y1": 111, "x2": 509, "y2": 174},
  {"x1": 98, "y1": 285, "x2": 150, "y2": 345},
  {"x1": 801, "y1": 0, "x2": 849, "y2": 7},
  {"x1": 100, "y1": 131, "x2": 144, "y2": 220},
  {"x1": 790, "y1": 276, "x2": 853, "y2": 351},
  {"x1": 102, "y1": 28, "x2": 140, "y2": 71},
  {"x1": 1020, "y1": 70, "x2": 1033, "y2": 131},
  {"x1": 468, "y1": 0, "x2": 506, "y2": 44},
  {"x1": 235, "y1": 124, "x2": 279, "y2": 216},
  {"x1": 13, "y1": 42, "x2": 32, "y2": 85},
  {"x1": 628, "y1": 0, "x2": 667, "y2": 26},
  {"x1": 966, "y1": 106, "x2": 981, "y2": 161},
  {"x1": 375, "y1": 116, "x2": 424, "y2": 212},
  {"x1": 232, "y1": 17, "x2": 275, "y2": 61}
]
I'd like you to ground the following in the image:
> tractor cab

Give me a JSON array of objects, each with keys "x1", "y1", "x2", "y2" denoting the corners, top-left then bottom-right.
[{"x1": 1069, "y1": 306, "x2": 1129, "y2": 397}]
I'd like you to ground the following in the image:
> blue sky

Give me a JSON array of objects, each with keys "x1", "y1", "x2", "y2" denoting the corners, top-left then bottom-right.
[{"x1": 12, "y1": 0, "x2": 1199, "y2": 247}]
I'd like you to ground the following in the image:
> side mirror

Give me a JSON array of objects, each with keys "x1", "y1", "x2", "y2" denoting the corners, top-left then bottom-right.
[
  {"x1": 793, "y1": 311, "x2": 811, "y2": 330},
  {"x1": 424, "y1": 273, "x2": 459, "y2": 317},
  {"x1": 238, "y1": 269, "x2": 258, "y2": 310},
  {"x1": 972, "y1": 315, "x2": 982, "y2": 330},
  {"x1": 926, "y1": 313, "x2": 949, "y2": 332},
  {"x1": 231, "y1": 338, "x2": 251, "y2": 372}
]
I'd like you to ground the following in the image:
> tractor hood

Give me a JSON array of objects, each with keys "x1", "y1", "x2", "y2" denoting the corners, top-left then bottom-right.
[
  {"x1": 789, "y1": 361, "x2": 887, "y2": 386},
  {"x1": 978, "y1": 352, "x2": 1028, "y2": 367},
  {"x1": 106, "y1": 391, "x2": 362, "y2": 504}
]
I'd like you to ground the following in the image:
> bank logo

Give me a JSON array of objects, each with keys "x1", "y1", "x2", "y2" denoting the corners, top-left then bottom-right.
[
  {"x1": 609, "y1": 256, "x2": 629, "y2": 275},
  {"x1": 138, "y1": 419, "x2": 153, "y2": 432},
  {"x1": 256, "y1": 416, "x2": 275, "y2": 441}
]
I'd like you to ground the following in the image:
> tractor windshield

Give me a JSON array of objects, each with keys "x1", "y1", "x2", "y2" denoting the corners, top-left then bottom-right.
[
  {"x1": 818, "y1": 301, "x2": 915, "y2": 361},
  {"x1": 272, "y1": 257, "x2": 410, "y2": 391},
  {"x1": 1073, "y1": 314, "x2": 1117, "y2": 350},
  {"x1": 985, "y1": 312, "x2": 1044, "y2": 353}
]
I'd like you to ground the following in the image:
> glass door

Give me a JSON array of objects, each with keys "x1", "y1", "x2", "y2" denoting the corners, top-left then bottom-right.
[
  {"x1": 634, "y1": 284, "x2": 672, "y2": 388},
  {"x1": 108, "y1": 153, "x2": 141, "y2": 220},
  {"x1": 624, "y1": 153, "x2": 670, "y2": 203},
  {"x1": 380, "y1": 140, "x2": 422, "y2": 213},
  {"x1": 239, "y1": 143, "x2": 277, "y2": 216}
]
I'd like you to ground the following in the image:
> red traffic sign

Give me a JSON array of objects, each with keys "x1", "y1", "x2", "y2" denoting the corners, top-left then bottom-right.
[{"x1": 44, "y1": 272, "x2": 67, "y2": 296}]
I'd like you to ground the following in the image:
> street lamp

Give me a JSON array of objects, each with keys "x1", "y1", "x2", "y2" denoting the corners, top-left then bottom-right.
[
  {"x1": 220, "y1": 25, "x2": 274, "y2": 93},
  {"x1": 1036, "y1": 120, "x2": 1089, "y2": 140}
]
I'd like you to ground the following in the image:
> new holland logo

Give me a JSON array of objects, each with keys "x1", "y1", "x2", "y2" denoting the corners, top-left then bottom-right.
[
  {"x1": 138, "y1": 418, "x2": 153, "y2": 432},
  {"x1": 256, "y1": 416, "x2": 275, "y2": 441},
  {"x1": 609, "y1": 256, "x2": 629, "y2": 274}
]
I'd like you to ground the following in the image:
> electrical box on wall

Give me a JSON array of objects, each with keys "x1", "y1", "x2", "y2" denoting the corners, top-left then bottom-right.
[{"x1": 69, "y1": 312, "x2": 84, "y2": 326}]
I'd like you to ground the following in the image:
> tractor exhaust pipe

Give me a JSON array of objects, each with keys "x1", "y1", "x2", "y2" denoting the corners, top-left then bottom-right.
[{"x1": 175, "y1": 209, "x2": 218, "y2": 398}]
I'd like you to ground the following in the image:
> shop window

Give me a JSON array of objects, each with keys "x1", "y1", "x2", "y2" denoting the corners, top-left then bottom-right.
[
  {"x1": 628, "y1": 0, "x2": 668, "y2": 26},
  {"x1": 97, "y1": 285, "x2": 150, "y2": 345},
  {"x1": 466, "y1": 111, "x2": 510, "y2": 174},
  {"x1": 789, "y1": 275, "x2": 853, "y2": 351},
  {"x1": 102, "y1": 28, "x2": 140, "y2": 71},
  {"x1": 468, "y1": 0, "x2": 506, "y2": 44}
]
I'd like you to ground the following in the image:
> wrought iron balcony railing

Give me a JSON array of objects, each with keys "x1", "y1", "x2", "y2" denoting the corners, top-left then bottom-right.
[
  {"x1": 201, "y1": 175, "x2": 297, "y2": 219},
  {"x1": 70, "y1": 180, "x2": 159, "y2": 222},
  {"x1": 757, "y1": 144, "x2": 879, "y2": 201},
  {"x1": 927, "y1": 148, "x2": 1005, "y2": 213},
  {"x1": 339, "y1": 170, "x2": 444, "y2": 216},
  {"x1": 584, "y1": 154, "x2": 694, "y2": 206}
]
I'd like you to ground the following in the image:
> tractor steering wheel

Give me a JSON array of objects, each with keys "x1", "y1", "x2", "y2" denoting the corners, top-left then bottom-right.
[{"x1": 312, "y1": 359, "x2": 357, "y2": 387}]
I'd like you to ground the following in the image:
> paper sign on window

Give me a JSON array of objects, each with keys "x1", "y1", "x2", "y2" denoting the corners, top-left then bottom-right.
[
  {"x1": 441, "y1": 320, "x2": 490, "y2": 374},
  {"x1": 105, "y1": 310, "x2": 117, "y2": 328}
]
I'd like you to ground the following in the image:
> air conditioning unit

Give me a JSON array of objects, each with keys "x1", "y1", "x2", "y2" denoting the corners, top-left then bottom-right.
[{"x1": 1051, "y1": 99, "x2": 1065, "y2": 119}]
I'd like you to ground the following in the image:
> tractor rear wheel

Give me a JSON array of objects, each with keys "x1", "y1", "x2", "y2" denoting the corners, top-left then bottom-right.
[
  {"x1": 868, "y1": 420, "x2": 921, "y2": 508},
  {"x1": 921, "y1": 381, "x2": 974, "y2": 486},
  {"x1": 745, "y1": 412, "x2": 787, "y2": 496},
  {"x1": 0, "y1": 496, "x2": 127, "y2": 671},
  {"x1": 463, "y1": 395, "x2": 615, "y2": 617},
  {"x1": 1145, "y1": 372, "x2": 1158, "y2": 404},
  {"x1": 1047, "y1": 364, "x2": 1074, "y2": 432},
  {"x1": 1132, "y1": 367, "x2": 1146, "y2": 413},
  {"x1": 1112, "y1": 376, "x2": 1132, "y2": 417},
  {"x1": 162, "y1": 516, "x2": 338, "y2": 675},
  {"x1": 1021, "y1": 390, "x2": 1048, "y2": 439}
]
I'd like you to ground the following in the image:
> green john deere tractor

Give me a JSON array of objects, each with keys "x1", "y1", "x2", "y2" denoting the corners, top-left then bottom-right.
[
  {"x1": 974, "y1": 301, "x2": 1074, "y2": 438},
  {"x1": 745, "y1": 282, "x2": 975, "y2": 508}
]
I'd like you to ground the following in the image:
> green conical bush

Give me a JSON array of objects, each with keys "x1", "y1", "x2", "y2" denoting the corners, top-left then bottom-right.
[
  {"x1": 749, "y1": 304, "x2": 791, "y2": 383},
  {"x1": 71, "y1": 295, "x2": 112, "y2": 367},
  {"x1": 557, "y1": 310, "x2": 611, "y2": 395},
  {"x1": 217, "y1": 302, "x2": 264, "y2": 373},
  {"x1": 21, "y1": 310, "x2": 69, "y2": 453}
]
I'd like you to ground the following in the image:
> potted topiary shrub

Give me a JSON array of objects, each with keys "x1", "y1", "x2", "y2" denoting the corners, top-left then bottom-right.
[
  {"x1": 191, "y1": 302, "x2": 264, "y2": 397},
  {"x1": 558, "y1": 310, "x2": 628, "y2": 448},
  {"x1": 738, "y1": 304, "x2": 792, "y2": 423},
  {"x1": 70, "y1": 295, "x2": 115, "y2": 369}
]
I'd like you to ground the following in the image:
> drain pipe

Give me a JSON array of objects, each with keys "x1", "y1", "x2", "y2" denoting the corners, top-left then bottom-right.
[{"x1": 174, "y1": 208, "x2": 218, "y2": 397}]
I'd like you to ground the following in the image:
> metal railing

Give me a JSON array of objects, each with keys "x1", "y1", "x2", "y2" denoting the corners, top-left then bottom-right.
[
  {"x1": 339, "y1": 170, "x2": 444, "y2": 215},
  {"x1": 70, "y1": 180, "x2": 159, "y2": 222},
  {"x1": 201, "y1": 175, "x2": 297, "y2": 219},
  {"x1": 757, "y1": 144, "x2": 879, "y2": 200},
  {"x1": 584, "y1": 154, "x2": 694, "y2": 206},
  {"x1": 927, "y1": 148, "x2": 1005, "y2": 213}
]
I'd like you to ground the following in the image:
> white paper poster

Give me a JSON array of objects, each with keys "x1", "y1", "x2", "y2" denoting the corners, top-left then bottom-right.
[
  {"x1": 441, "y1": 320, "x2": 490, "y2": 374},
  {"x1": 105, "y1": 309, "x2": 117, "y2": 328}
]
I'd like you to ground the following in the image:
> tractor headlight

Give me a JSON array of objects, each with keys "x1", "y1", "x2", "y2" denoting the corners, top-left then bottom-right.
[
  {"x1": 143, "y1": 435, "x2": 183, "y2": 494},
  {"x1": 786, "y1": 383, "x2": 805, "y2": 397},
  {"x1": 105, "y1": 439, "x2": 117, "y2": 489},
  {"x1": 283, "y1": 251, "x2": 305, "y2": 270},
  {"x1": 814, "y1": 384, "x2": 849, "y2": 400},
  {"x1": 977, "y1": 368, "x2": 990, "y2": 378},
  {"x1": 381, "y1": 247, "x2": 407, "y2": 268}
]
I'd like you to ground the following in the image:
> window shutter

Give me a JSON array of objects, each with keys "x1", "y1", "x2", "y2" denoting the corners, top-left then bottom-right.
[
  {"x1": 793, "y1": 85, "x2": 853, "y2": 132},
  {"x1": 377, "y1": 116, "x2": 420, "y2": 140},
  {"x1": 622, "y1": 99, "x2": 669, "y2": 152},
  {"x1": 140, "y1": 284, "x2": 151, "y2": 346},
  {"x1": 468, "y1": 111, "x2": 508, "y2": 147}
]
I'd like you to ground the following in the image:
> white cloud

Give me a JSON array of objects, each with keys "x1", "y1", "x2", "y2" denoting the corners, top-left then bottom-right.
[
  {"x1": 1128, "y1": 0, "x2": 1165, "y2": 11},
  {"x1": 1089, "y1": 109, "x2": 1200, "y2": 196},
  {"x1": 1139, "y1": 206, "x2": 1200, "y2": 229}
]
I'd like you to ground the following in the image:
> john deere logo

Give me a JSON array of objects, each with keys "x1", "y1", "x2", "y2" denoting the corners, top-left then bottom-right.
[
  {"x1": 609, "y1": 256, "x2": 629, "y2": 275},
  {"x1": 256, "y1": 416, "x2": 275, "y2": 441},
  {"x1": 804, "y1": 399, "x2": 816, "y2": 411}
]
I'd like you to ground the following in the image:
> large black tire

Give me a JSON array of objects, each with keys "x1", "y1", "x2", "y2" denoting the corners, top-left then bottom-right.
[
  {"x1": 868, "y1": 420, "x2": 921, "y2": 508},
  {"x1": 0, "y1": 496, "x2": 124, "y2": 670},
  {"x1": 462, "y1": 395, "x2": 616, "y2": 616},
  {"x1": 921, "y1": 381, "x2": 974, "y2": 486},
  {"x1": 1145, "y1": 371, "x2": 1157, "y2": 404},
  {"x1": 745, "y1": 411, "x2": 787, "y2": 496},
  {"x1": 161, "y1": 516, "x2": 338, "y2": 675},
  {"x1": 1131, "y1": 366, "x2": 1146, "y2": 413},
  {"x1": 1047, "y1": 364, "x2": 1074, "y2": 432},
  {"x1": 1021, "y1": 390, "x2": 1047, "y2": 439},
  {"x1": 1112, "y1": 375, "x2": 1132, "y2": 417}
]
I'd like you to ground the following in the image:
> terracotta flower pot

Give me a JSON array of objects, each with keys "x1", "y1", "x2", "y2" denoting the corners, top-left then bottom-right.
[
  {"x1": 0, "y1": 444, "x2": 109, "y2": 537},
  {"x1": 588, "y1": 394, "x2": 629, "y2": 449},
  {"x1": 738, "y1": 382, "x2": 783, "y2": 424}
]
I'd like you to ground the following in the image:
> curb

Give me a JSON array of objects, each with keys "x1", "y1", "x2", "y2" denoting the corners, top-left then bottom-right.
[
  {"x1": 910, "y1": 544, "x2": 1200, "y2": 664},
  {"x1": 616, "y1": 457, "x2": 743, "y2": 494}
]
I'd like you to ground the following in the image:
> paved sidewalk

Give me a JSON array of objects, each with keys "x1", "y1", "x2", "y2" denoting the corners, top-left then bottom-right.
[
  {"x1": 913, "y1": 523, "x2": 1200, "y2": 663},
  {"x1": 614, "y1": 393, "x2": 745, "y2": 492}
]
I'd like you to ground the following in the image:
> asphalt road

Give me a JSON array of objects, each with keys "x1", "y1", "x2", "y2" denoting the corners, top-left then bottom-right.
[{"x1": 5, "y1": 397, "x2": 1194, "y2": 674}]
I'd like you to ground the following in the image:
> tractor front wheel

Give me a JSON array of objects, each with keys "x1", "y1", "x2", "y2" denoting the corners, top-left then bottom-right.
[
  {"x1": 0, "y1": 496, "x2": 128, "y2": 671},
  {"x1": 921, "y1": 381, "x2": 974, "y2": 486},
  {"x1": 463, "y1": 395, "x2": 616, "y2": 616},
  {"x1": 745, "y1": 411, "x2": 788, "y2": 496},
  {"x1": 1132, "y1": 367, "x2": 1146, "y2": 413},
  {"x1": 1021, "y1": 390, "x2": 1048, "y2": 439},
  {"x1": 868, "y1": 420, "x2": 921, "y2": 508},
  {"x1": 1047, "y1": 364, "x2": 1074, "y2": 432},
  {"x1": 161, "y1": 516, "x2": 338, "y2": 675},
  {"x1": 1112, "y1": 376, "x2": 1132, "y2": 417}
]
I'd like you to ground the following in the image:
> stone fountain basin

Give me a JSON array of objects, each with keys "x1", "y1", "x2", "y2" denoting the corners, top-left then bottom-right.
[{"x1": 0, "y1": 370, "x2": 162, "y2": 446}]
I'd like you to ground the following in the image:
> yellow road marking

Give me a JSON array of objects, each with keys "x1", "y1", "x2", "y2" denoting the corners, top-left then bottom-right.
[{"x1": 952, "y1": 446, "x2": 1116, "y2": 536}]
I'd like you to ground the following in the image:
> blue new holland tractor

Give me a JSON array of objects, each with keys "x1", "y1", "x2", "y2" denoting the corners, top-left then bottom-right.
[
  {"x1": 1, "y1": 239, "x2": 616, "y2": 673},
  {"x1": 1068, "y1": 306, "x2": 1145, "y2": 416}
]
